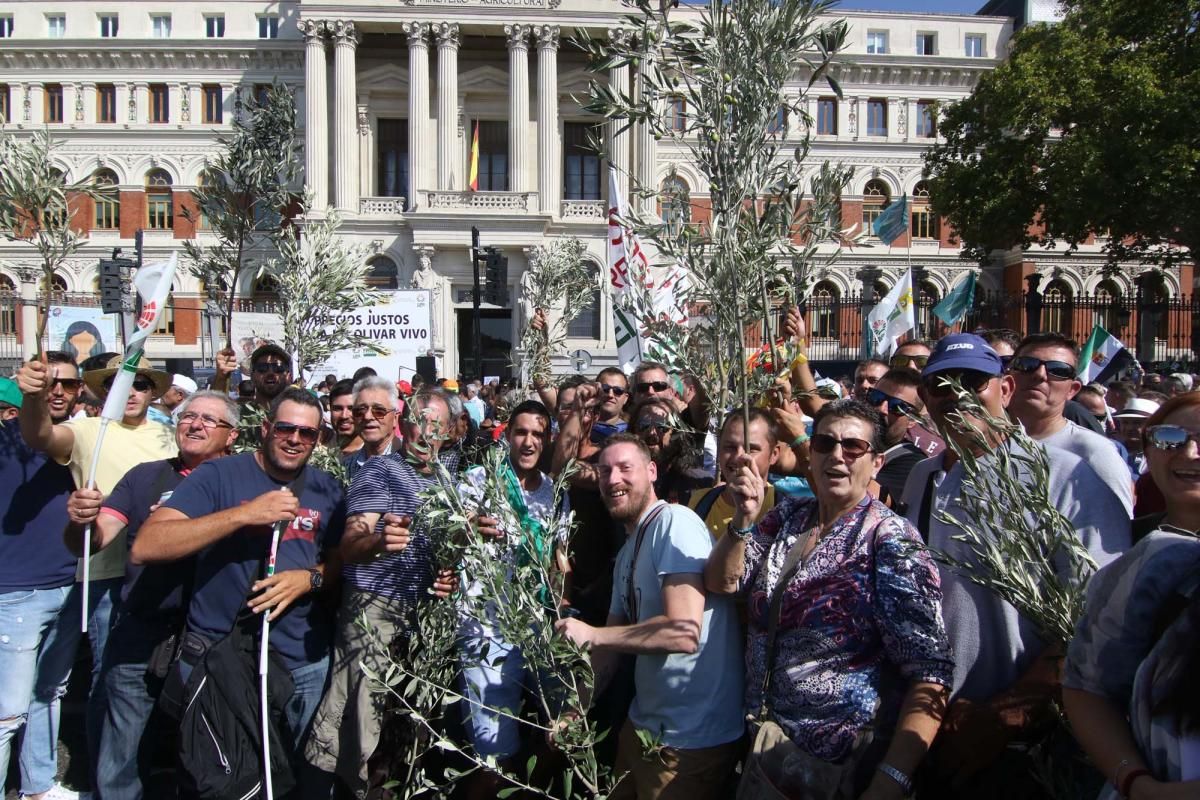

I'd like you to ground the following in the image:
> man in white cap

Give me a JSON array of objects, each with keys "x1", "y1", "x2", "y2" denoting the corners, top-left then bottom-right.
[
  {"x1": 1110, "y1": 397, "x2": 1160, "y2": 479},
  {"x1": 148, "y1": 373, "x2": 198, "y2": 426}
]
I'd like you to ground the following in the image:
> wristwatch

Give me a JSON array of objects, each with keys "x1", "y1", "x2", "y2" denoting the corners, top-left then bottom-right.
[
  {"x1": 308, "y1": 568, "x2": 324, "y2": 592},
  {"x1": 877, "y1": 763, "x2": 913, "y2": 795}
]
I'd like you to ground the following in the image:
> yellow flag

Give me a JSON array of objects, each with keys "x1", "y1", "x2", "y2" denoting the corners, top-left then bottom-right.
[{"x1": 468, "y1": 121, "x2": 480, "y2": 191}]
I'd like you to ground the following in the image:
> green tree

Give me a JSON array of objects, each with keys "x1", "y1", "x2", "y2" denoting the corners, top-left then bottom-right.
[{"x1": 923, "y1": 0, "x2": 1200, "y2": 270}]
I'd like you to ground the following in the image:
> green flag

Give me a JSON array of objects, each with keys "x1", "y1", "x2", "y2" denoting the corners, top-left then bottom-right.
[
  {"x1": 871, "y1": 194, "x2": 909, "y2": 245},
  {"x1": 932, "y1": 271, "x2": 977, "y2": 327}
]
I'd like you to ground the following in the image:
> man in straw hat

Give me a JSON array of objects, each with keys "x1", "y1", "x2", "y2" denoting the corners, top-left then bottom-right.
[{"x1": 16, "y1": 352, "x2": 177, "y2": 790}]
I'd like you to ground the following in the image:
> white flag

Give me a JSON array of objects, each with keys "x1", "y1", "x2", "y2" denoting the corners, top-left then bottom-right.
[
  {"x1": 865, "y1": 268, "x2": 916, "y2": 358},
  {"x1": 100, "y1": 253, "x2": 178, "y2": 421}
]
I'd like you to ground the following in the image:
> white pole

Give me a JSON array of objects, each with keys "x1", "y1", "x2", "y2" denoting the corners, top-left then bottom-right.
[
  {"x1": 79, "y1": 417, "x2": 111, "y2": 633},
  {"x1": 259, "y1": 514, "x2": 287, "y2": 800}
]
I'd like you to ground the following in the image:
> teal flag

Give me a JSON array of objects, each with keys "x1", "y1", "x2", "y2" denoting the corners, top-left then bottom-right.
[
  {"x1": 933, "y1": 271, "x2": 977, "y2": 327},
  {"x1": 871, "y1": 194, "x2": 909, "y2": 245}
]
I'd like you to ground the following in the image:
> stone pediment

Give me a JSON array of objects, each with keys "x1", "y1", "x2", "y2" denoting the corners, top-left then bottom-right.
[
  {"x1": 359, "y1": 63, "x2": 411, "y2": 93},
  {"x1": 458, "y1": 65, "x2": 511, "y2": 95}
]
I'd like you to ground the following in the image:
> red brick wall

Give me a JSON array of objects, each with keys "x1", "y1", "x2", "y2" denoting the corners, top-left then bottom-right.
[
  {"x1": 174, "y1": 191, "x2": 197, "y2": 239},
  {"x1": 119, "y1": 191, "x2": 145, "y2": 238}
]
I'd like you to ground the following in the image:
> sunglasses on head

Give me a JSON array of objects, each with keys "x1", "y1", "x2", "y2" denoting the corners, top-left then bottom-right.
[
  {"x1": 635, "y1": 381, "x2": 670, "y2": 394},
  {"x1": 599, "y1": 384, "x2": 627, "y2": 397},
  {"x1": 254, "y1": 363, "x2": 289, "y2": 375},
  {"x1": 103, "y1": 376, "x2": 154, "y2": 393},
  {"x1": 810, "y1": 433, "x2": 874, "y2": 459},
  {"x1": 922, "y1": 370, "x2": 995, "y2": 396},
  {"x1": 352, "y1": 404, "x2": 393, "y2": 420},
  {"x1": 890, "y1": 354, "x2": 929, "y2": 369},
  {"x1": 1145, "y1": 424, "x2": 1200, "y2": 451},
  {"x1": 1008, "y1": 356, "x2": 1076, "y2": 381},
  {"x1": 866, "y1": 388, "x2": 916, "y2": 417},
  {"x1": 269, "y1": 421, "x2": 320, "y2": 444}
]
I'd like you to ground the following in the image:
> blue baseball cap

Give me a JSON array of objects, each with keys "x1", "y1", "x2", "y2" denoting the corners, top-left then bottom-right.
[{"x1": 922, "y1": 333, "x2": 1003, "y2": 377}]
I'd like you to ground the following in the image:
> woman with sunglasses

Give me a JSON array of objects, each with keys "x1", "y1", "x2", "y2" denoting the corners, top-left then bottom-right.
[
  {"x1": 706, "y1": 399, "x2": 953, "y2": 800},
  {"x1": 1064, "y1": 391, "x2": 1200, "y2": 800}
]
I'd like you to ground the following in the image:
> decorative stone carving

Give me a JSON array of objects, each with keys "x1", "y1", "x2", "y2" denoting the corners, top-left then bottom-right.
[
  {"x1": 402, "y1": 21, "x2": 429, "y2": 46},
  {"x1": 180, "y1": 84, "x2": 190, "y2": 122},
  {"x1": 357, "y1": 104, "x2": 369, "y2": 136},
  {"x1": 608, "y1": 27, "x2": 633, "y2": 49},
  {"x1": 505, "y1": 24, "x2": 529, "y2": 50},
  {"x1": 331, "y1": 20, "x2": 359, "y2": 46},
  {"x1": 848, "y1": 98, "x2": 858, "y2": 137},
  {"x1": 128, "y1": 88, "x2": 137, "y2": 122},
  {"x1": 534, "y1": 25, "x2": 560, "y2": 50},
  {"x1": 897, "y1": 104, "x2": 907, "y2": 136},
  {"x1": 433, "y1": 22, "x2": 460, "y2": 48},
  {"x1": 22, "y1": 86, "x2": 30, "y2": 122},
  {"x1": 298, "y1": 19, "x2": 326, "y2": 43},
  {"x1": 411, "y1": 246, "x2": 442, "y2": 349},
  {"x1": 74, "y1": 90, "x2": 84, "y2": 122}
]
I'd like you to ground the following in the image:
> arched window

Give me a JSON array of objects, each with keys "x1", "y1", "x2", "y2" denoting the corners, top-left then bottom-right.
[
  {"x1": 811, "y1": 281, "x2": 839, "y2": 339},
  {"x1": 1043, "y1": 279, "x2": 1073, "y2": 337},
  {"x1": 0, "y1": 274, "x2": 16, "y2": 335},
  {"x1": 566, "y1": 263, "x2": 602, "y2": 339},
  {"x1": 910, "y1": 180, "x2": 938, "y2": 240},
  {"x1": 661, "y1": 176, "x2": 691, "y2": 238},
  {"x1": 863, "y1": 178, "x2": 891, "y2": 237},
  {"x1": 145, "y1": 169, "x2": 173, "y2": 230},
  {"x1": 94, "y1": 169, "x2": 120, "y2": 230},
  {"x1": 366, "y1": 256, "x2": 398, "y2": 291},
  {"x1": 196, "y1": 170, "x2": 220, "y2": 230},
  {"x1": 917, "y1": 281, "x2": 941, "y2": 339},
  {"x1": 1093, "y1": 280, "x2": 1122, "y2": 334}
]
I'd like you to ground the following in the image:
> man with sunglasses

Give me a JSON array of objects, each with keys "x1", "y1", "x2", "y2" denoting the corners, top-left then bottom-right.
[
  {"x1": 593, "y1": 367, "x2": 631, "y2": 441},
  {"x1": 0, "y1": 353, "x2": 84, "y2": 800},
  {"x1": 1007, "y1": 333, "x2": 1133, "y2": 516},
  {"x1": 901, "y1": 334, "x2": 1131, "y2": 798},
  {"x1": 135, "y1": 387, "x2": 345, "y2": 794},
  {"x1": 890, "y1": 339, "x2": 932, "y2": 372},
  {"x1": 867, "y1": 368, "x2": 938, "y2": 508},
  {"x1": 64, "y1": 390, "x2": 239, "y2": 800},
  {"x1": 852, "y1": 358, "x2": 889, "y2": 402},
  {"x1": 343, "y1": 376, "x2": 399, "y2": 482}
]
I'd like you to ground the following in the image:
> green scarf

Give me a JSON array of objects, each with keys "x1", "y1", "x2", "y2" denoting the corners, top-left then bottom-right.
[{"x1": 500, "y1": 460, "x2": 554, "y2": 604}]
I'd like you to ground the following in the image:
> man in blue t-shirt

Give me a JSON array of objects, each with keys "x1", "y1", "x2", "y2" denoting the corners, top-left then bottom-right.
[
  {"x1": 0, "y1": 361, "x2": 81, "y2": 800},
  {"x1": 135, "y1": 387, "x2": 346, "y2": 786},
  {"x1": 66, "y1": 389, "x2": 240, "y2": 800}
]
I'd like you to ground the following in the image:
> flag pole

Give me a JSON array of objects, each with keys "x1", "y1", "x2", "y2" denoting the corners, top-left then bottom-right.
[{"x1": 260, "y1": 508, "x2": 288, "y2": 800}]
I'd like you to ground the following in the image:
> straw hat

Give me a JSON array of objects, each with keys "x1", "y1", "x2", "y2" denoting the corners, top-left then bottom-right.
[{"x1": 84, "y1": 354, "x2": 172, "y2": 398}]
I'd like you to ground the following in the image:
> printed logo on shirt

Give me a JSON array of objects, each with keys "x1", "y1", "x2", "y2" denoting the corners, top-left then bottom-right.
[{"x1": 281, "y1": 509, "x2": 322, "y2": 543}]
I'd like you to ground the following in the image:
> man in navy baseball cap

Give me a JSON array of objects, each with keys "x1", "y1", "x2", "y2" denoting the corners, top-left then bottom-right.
[
  {"x1": 919, "y1": 333, "x2": 1010, "y2": 449},
  {"x1": 922, "y1": 333, "x2": 1004, "y2": 378}
]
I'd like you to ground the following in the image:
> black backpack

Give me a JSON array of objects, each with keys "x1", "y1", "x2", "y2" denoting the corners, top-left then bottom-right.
[{"x1": 178, "y1": 616, "x2": 296, "y2": 800}]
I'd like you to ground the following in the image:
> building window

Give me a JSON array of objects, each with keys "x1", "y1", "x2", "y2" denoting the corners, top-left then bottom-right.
[
  {"x1": 866, "y1": 99, "x2": 887, "y2": 137},
  {"x1": 817, "y1": 97, "x2": 837, "y2": 135},
  {"x1": 45, "y1": 84, "x2": 64, "y2": 123},
  {"x1": 94, "y1": 169, "x2": 120, "y2": 230},
  {"x1": 47, "y1": 15, "x2": 65, "y2": 38},
  {"x1": 253, "y1": 84, "x2": 271, "y2": 108},
  {"x1": 0, "y1": 274, "x2": 15, "y2": 335},
  {"x1": 666, "y1": 96, "x2": 687, "y2": 132},
  {"x1": 965, "y1": 34, "x2": 985, "y2": 58},
  {"x1": 563, "y1": 122, "x2": 602, "y2": 201},
  {"x1": 866, "y1": 30, "x2": 887, "y2": 54},
  {"x1": 257, "y1": 15, "x2": 279, "y2": 39},
  {"x1": 366, "y1": 257, "x2": 398, "y2": 291},
  {"x1": 151, "y1": 15, "x2": 171, "y2": 38},
  {"x1": 99, "y1": 14, "x2": 118, "y2": 37},
  {"x1": 811, "y1": 281, "x2": 839, "y2": 339},
  {"x1": 0, "y1": 85, "x2": 10, "y2": 123},
  {"x1": 475, "y1": 120, "x2": 508, "y2": 192},
  {"x1": 145, "y1": 169, "x2": 173, "y2": 230},
  {"x1": 566, "y1": 266, "x2": 601, "y2": 339},
  {"x1": 0, "y1": 16, "x2": 12, "y2": 38},
  {"x1": 1043, "y1": 279, "x2": 1073, "y2": 337},
  {"x1": 661, "y1": 176, "x2": 690, "y2": 238},
  {"x1": 910, "y1": 206, "x2": 938, "y2": 239},
  {"x1": 153, "y1": 291, "x2": 175, "y2": 335},
  {"x1": 205, "y1": 15, "x2": 225, "y2": 38},
  {"x1": 97, "y1": 84, "x2": 117, "y2": 123},
  {"x1": 377, "y1": 118, "x2": 409, "y2": 201},
  {"x1": 150, "y1": 84, "x2": 169, "y2": 123},
  {"x1": 202, "y1": 85, "x2": 223, "y2": 124},
  {"x1": 916, "y1": 33, "x2": 937, "y2": 55},
  {"x1": 863, "y1": 178, "x2": 891, "y2": 234},
  {"x1": 1094, "y1": 280, "x2": 1122, "y2": 334},
  {"x1": 767, "y1": 106, "x2": 787, "y2": 135},
  {"x1": 916, "y1": 100, "x2": 936, "y2": 138}
]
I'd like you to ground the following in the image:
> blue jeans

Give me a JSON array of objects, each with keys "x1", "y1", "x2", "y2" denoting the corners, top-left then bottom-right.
[{"x1": 0, "y1": 584, "x2": 73, "y2": 796}]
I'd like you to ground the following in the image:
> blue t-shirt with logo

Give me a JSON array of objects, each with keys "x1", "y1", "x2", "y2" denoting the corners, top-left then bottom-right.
[
  {"x1": 0, "y1": 420, "x2": 77, "y2": 592},
  {"x1": 164, "y1": 452, "x2": 346, "y2": 670}
]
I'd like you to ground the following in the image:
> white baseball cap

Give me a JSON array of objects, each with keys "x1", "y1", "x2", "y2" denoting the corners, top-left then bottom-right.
[{"x1": 171, "y1": 374, "x2": 198, "y2": 395}]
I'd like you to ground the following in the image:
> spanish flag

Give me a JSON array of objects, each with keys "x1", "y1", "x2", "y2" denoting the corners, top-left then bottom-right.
[{"x1": 468, "y1": 121, "x2": 480, "y2": 191}]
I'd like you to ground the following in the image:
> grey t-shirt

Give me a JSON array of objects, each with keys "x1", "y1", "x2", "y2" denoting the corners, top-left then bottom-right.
[
  {"x1": 1041, "y1": 421, "x2": 1133, "y2": 517},
  {"x1": 609, "y1": 501, "x2": 745, "y2": 749},
  {"x1": 901, "y1": 437, "x2": 1131, "y2": 702}
]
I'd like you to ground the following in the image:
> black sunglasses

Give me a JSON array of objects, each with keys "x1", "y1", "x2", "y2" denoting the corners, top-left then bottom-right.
[
  {"x1": 599, "y1": 384, "x2": 628, "y2": 397},
  {"x1": 103, "y1": 376, "x2": 154, "y2": 393},
  {"x1": 922, "y1": 370, "x2": 995, "y2": 396},
  {"x1": 635, "y1": 380, "x2": 671, "y2": 394},
  {"x1": 1008, "y1": 356, "x2": 1076, "y2": 381},
  {"x1": 269, "y1": 421, "x2": 320, "y2": 444},
  {"x1": 51, "y1": 378, "x2": 82, "y2": 391},
  {"x1": 1145, "y1": 424, "x2": 1200, "y2": 451},
  {"x1": 352, "y1": 404, "x2": 393, "y2": 420},
  {"x1": 890, "y1": 354, "x2": 929, "y2": 369},
  {"x1": 810, "y1": 433, "x2": 874, "y2": 459},
  {"x1": 866, "y1": 388, "x2": 916, "y2": 417},
  {"x1": 637, "y1": 419, "x2": 670, "y2": 433},
  {"x1": 254, "y1": 363, "x2": 289, "y2": 375}
]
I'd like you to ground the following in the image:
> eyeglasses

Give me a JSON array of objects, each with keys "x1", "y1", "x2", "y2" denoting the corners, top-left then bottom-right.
[
  {"x1": 866, "y1": 388, "x2": 917, "y2": 417},
  {"x1": 599, "y1": 384, "x2": 628, "y2": 397},
  {"x1": 352, "y1": 404, "x2": 393, "y2": 420},
  {"x1": 810, "y1": 433, "x2": 874, "y2": 459},
  {"x1": 103, "y1": 376, "x2": 154, "y2": 393},
  {"x1": 1145, "y1": 424, "x2": 1200, "y2": 451},
  {"x1": 254, "y1": 363, "x2": 289, "y2": 375},
  {"x1": 1008, "y1": 356, "x2": 1076, "y2": 381},
  {"x1": 269, "y1": 421, "x2": 320, "y2": 444},
  {"x1": 890, "y1": 354, "x2": 929, "y2": 369},
  {"x1": 637, "y1": 419, "x2": 670, "y2": 434},
  {"x1": 177, "y1": 411, "x2": 233, "y2": 430},
  {"x1": 922, "y1": 370, "x2": 995, "y2": 397},
  {"x1": 51, "y1": 378, "x2": 82, "y2": 391},
  {"x1": 635, "y1": 381, "x2": 670, "y2": 394}
]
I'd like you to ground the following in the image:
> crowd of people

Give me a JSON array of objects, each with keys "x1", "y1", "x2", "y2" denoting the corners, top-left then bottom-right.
[{"x1": 0, "y1": 314, "x2": 1197, "y2": 800}]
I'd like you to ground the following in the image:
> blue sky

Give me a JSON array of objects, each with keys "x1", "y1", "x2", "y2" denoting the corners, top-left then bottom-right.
[{"x1": 838, "y1": 0, "x2": 983, "y2": 13}]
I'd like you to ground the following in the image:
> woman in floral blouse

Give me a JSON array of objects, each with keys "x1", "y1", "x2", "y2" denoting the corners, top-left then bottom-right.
[{"x1": 706, "y1": 399, "x2": 953, "y2": 799}]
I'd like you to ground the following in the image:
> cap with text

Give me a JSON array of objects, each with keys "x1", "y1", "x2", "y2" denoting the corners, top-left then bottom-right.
[{"x1": 922, "y1": 333, "x2": 1003, "y2": 377}]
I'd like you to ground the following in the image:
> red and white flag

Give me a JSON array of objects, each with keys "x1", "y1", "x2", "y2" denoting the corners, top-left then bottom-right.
[{"x1": 100, "y1": 253, "x2": 178, "y2": 421}]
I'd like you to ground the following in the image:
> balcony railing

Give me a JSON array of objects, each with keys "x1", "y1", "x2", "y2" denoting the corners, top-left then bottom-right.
[
  {"x1": 560, "y1": 199, "x2": 607, "y2": 222},
  {"x1": 424, "y1": 191, "x2": 538, "y2": 214},
  {"x1": 359, "y1": 197, "x2": 407, "y2": 216}
]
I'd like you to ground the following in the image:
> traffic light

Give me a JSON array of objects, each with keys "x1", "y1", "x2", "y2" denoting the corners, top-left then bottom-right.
[
  {"x1": 483, "y1": 249, "x2": 508, "y2": 306},
  {"x1": 99, "y1": 259, "x2": 124, "y2": 313}
]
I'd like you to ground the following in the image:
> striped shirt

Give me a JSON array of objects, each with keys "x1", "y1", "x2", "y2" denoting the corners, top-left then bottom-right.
[{"x1": 342, "y1": 451, "x2": 458, "y2": 601}]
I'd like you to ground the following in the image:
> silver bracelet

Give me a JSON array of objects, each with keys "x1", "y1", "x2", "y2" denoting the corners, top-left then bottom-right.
[{"x1": 877, "y1": 762, "x2": 913, "y2": 795}]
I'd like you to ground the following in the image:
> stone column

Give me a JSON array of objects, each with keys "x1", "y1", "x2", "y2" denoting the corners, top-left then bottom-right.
[
  {"x1": 167, "y1": 83, "x2": 181, "y2": 125},
  {"x1": 81, "y1": 82, "x2": 96, "y2": 124},
  {"x1": 301, "y1": 20, "x2": 329, "y2": 208},
  {"x1": 332, "y1": 20, "x2": 360, "y2": 212},
  {"x1": 358, "y1": 102, "x2": 372, "y2": 197},
  {"x1": 505, "y1": 24, "x2": 530, "y2": 193},
  {"x1": 634, "y1": 53, "x2": 657, "y2": 215},
  {"x1": 63, "y1": 83, "x2": 80, "y2": 124},
  {"x1": 535, "y1": 25, "x2": 560, "y2": 214},
  {"x1": 135, "y1": 82, "x2": 150, "y2": 124},
  {"x1": 113, "y1": 83, "x2": 128, "y2": 125},
  {"x1": 219, "y1": 82, "x2": 236, "y2": 125},
  {"x1": 607, "y1": 27, "x2": 632, "y2": 203},
  {"x1": 434, "y1": 22, "x2": 461, "y2": 191},
  {"x1": 403, "y1": 22, "x2": 430, "y2": 211}
]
